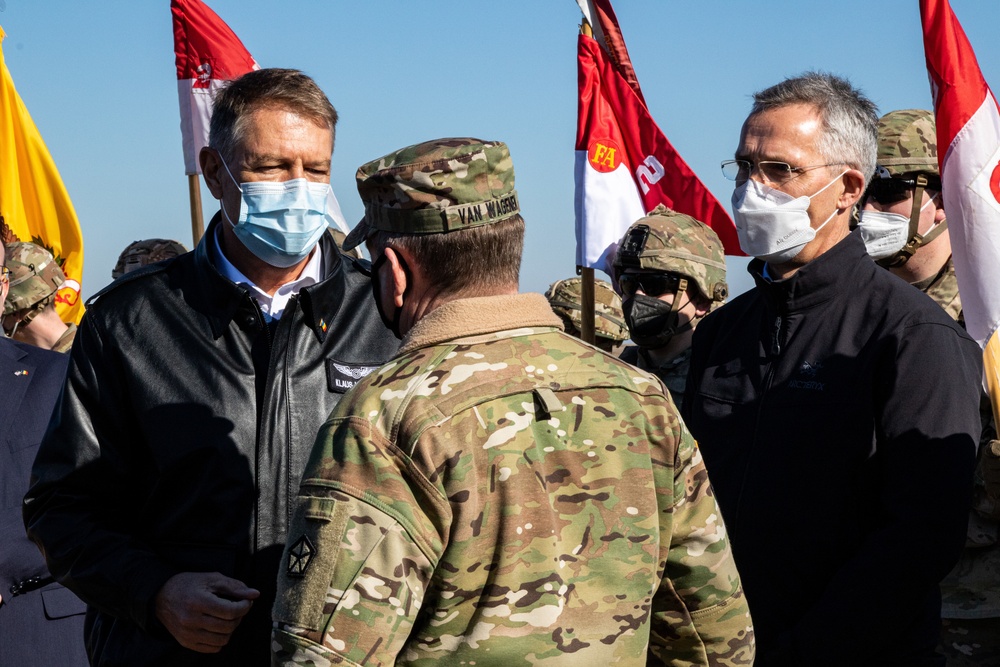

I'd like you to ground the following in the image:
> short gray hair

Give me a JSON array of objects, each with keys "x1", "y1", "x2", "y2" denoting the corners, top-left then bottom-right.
[
  {"x1": 751, "y1": 72, "x2": 878, "y2": 186},
  {"x1": 209, "y1": 68, "x2": 338, "y2": 163}
]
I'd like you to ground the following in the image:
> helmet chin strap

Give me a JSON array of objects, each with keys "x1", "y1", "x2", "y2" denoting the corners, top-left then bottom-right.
[
  {"x1": 3, "y1": 316, "x2": 19, "y2": 339},
  {"x1": 882, "y1": 174, "x2": 948, "y2": 268},
  {"x1": 670, "y1": 278, "x2": 687, "y2": 318},
  {"x1": 665, "y1": 277, "x2": 695, "y2": 339}
]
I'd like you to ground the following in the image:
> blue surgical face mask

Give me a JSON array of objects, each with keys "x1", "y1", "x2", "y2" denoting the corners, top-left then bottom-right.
[{"x1": 219, "y1": 157, "x2": 330, "y2": 268}]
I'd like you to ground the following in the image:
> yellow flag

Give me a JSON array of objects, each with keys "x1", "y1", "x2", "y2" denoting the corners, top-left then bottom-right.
[{"x1": 0, "y1": 26, "x2": 84, "y2": 324}]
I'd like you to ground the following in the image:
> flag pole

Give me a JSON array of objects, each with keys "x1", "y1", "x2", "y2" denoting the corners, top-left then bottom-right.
[
  {"x1": 187, "y1": 174, "x2": 204, "y2": 244},
  {"x1": 578, "y1": 19, "x2": 597, "y2": 345}
]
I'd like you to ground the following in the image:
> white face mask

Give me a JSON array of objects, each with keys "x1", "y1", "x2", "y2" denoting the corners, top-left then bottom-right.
[
  {"x1": 859, "y1": 194, "x2": 938, "y2": 261},
  {"x1": 732, "y1": 171, "x2": 847, "y2": 264}
]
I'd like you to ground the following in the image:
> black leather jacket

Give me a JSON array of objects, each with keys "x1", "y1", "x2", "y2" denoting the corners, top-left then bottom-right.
[{"x1": 24, "y1": 218, "x2": 400, "y2": 666}]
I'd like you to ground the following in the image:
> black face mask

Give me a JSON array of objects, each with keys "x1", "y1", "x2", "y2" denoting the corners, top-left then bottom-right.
[
  {"x1": 370, "y1": 252, "x2": 409, "y2": 340},
  {"x1": 622, "y1": 293, "x2": 691, "y2": 348}
]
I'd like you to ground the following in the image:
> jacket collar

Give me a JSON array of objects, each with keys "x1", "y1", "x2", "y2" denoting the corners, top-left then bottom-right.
[
  {"x1": 0, "y1": 335, "x2": 28, "y2": 363},
  {"x1": 399, "y1": 293, "x2": 564, "y2": 355},
  {"x1": 749, "y1": 229, "x2": 874, "y2": 312},
  {"x1": 194, "y1": 213, "x2": 346, "y2": 341}
]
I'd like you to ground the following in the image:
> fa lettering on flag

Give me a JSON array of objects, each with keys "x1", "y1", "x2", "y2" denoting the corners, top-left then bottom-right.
[{"x1": 589, "y1": 139, "x2": 622, "y2": 172}]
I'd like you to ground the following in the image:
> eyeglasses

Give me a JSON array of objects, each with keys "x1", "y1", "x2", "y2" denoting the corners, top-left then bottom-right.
[
  {"x1": 721, "y1": 159, "x2": 845, "y2": 184},
  {"x1": 618, "y1": 272, "x2": 682, "y2": 298}
]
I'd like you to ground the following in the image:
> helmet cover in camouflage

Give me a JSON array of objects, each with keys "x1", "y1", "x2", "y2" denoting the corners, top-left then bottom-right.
[
  {"x1": 876, "y1": 109, "x2": 939, "y2": 178},
  {"x1": 545, "y1": 276, "x2": 628, "y2": 343},
  {"x1": 112, "y1": 239, "x2": 187, "y2": 279},
  {"x1": 3, "y1": 241, "x2": 65, "y2": 314},
  {"x1": 612, "y1": 205, "x2": 728, "y2": 302},
  {"x1": 344, "y1": 137, "x2": 519, "y2": 251}
]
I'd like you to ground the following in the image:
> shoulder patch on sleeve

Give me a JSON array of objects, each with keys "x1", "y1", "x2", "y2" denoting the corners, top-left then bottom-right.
[{"x1": 287, "y1": 535, "x2": 315, "y2": 577}]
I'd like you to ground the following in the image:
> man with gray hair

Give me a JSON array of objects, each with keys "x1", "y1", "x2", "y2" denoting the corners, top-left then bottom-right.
[
  {"x1": 24, "y1": 68, "x2": 398, "y2": 665},
  {"x1": 683, "y1": 72, "x2": 982, "y2": 666}
]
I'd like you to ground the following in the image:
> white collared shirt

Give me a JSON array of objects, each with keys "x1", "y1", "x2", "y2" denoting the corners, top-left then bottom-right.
[{"x1": 210, "y1": 226, "x2": 324, "y2": 321}]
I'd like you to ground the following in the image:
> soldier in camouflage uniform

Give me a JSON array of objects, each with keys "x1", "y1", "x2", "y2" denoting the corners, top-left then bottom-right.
[
  {"x1": 111, "y1": 238, "x2": 188, "y2": 280},
  {"x1": 863, "y1": 109, "x2": 1000, "y2": 667},
  {"x1": 611, "y1": 206, "x2": 728, "y2": 406},
  {"x1": 860, "y1": 110, "x2": 959, "y2": 318},
  {"x1": 272, "y1": 137, "x2": 754, "y2": 666},
  {"x1": 544, "y1": 276, "x2": 628, "y2": 353},
  {"x1": 2, "y1": 242, "x2": 76, "y2": 353}
]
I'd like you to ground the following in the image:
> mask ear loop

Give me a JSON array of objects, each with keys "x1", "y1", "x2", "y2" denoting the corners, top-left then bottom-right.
[
  {"x1": 916, "y1": 191, "x2": 948, "y2": 245},
  {"x1": 216, "y1": 152, "x2": 244, "y2": 229}
]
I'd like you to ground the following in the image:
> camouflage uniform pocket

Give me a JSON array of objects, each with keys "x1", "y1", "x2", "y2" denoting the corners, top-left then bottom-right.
[{"x1": 274, "y1": 494, "x2": 352, "y2": 632}]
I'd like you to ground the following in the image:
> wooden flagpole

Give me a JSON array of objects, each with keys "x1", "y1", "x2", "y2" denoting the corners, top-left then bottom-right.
[
  {"x1": 578, "y1": 19, "x2": 597, "y2": 345},
  {"x1": 187, "y1": 174, "x2": 205, "y2": 245}
]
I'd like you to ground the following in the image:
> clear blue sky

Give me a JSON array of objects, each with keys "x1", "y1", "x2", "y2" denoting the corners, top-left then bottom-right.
[{"x1": 2, "y1": 0, "x2": 998, "y2": 301}]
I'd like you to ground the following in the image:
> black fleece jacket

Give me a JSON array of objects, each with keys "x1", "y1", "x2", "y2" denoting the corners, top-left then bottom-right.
[{"x1": 683, "y1": 230, "x2": 982, "y2": 667}]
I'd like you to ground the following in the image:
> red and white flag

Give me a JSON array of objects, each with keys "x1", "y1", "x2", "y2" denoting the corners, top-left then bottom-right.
[
  {"x1": 574, "y1": 0, "x2": 740, "y2": 272},
  {"x1": 921, "y1": 0, "x2": 1000, "y2": 410},
  {"x1": 172, "y1": 0, "x2": 258, "y2": 175}
]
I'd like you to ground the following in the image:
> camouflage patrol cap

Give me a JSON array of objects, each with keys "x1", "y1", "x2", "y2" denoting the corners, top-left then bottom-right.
[
  {"x1": 612, "y1": 205, "x2": 728, "y2": 302},
  {"x1": 112, "y1": 239, "x2": 187, "y2": 279},
  {"x1": 344, "y1": 137, "x2": 519, "y2": 251},
  {"x1": 3, "y1": 242, "x2": 65, "y2": 314},
  {"x1": 545, "y1": 277, "x2": 628, "y2": 343},
  {"x1": 876, "y1": 109, "x2": 938, "y2": 177}
]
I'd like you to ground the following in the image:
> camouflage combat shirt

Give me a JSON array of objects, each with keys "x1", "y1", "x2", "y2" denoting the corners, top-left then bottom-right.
[
  {"x1": 914, "y1": 255, "x2": 963, "y2": 325},
  {"x1": 273, "y1": 293, "x2": 754, "y2": 666},
  {"x1": 619, "y1": 345, "x2": 692, "y2": 407},
  {"x1": 51, "y1": 322, "x2": 76, "y2": 354}
]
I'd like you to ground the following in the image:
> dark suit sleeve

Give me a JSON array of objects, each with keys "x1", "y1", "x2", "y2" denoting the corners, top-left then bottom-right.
[
  {"x1": 23, "y1": 311, "x2": 177, "y2": 631},
  {"x1": 776, "y1": 321, "x2": 982, "y2": 664}
]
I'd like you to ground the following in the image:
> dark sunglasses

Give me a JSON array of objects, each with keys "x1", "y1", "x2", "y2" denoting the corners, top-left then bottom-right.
[
  {"x1": 864, "y1": 175, "x2": 940, "y2": 206},
  {"x1": 618, "y1": 272, "x2": 682, "y2": 298}
]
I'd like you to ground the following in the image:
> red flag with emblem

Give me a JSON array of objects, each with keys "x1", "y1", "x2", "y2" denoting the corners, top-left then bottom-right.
[
  {"x1": 172, "y1": 0, "x2": 258, "y2": 175},
  {"x1": 574, "y1": 0, "x2": 740, "y2": 272},
  {"x1": 921, "y1": 0, "x2": 1000, "y2": 419}
]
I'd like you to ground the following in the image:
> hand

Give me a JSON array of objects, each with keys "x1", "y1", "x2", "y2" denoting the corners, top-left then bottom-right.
[{"x1": 154, "y1": 571, "x2": 260, "y2": 653}]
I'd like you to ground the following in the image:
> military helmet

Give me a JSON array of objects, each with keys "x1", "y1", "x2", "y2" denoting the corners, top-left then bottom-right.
[
  {"x1": 3, "y1": 241, "x2": 65, "y2": 315},
  {"x1": 876, "y1": 109, "x2": 938, "y2": 178},
  {"x1": 545, "y1": 277, "x2": 628, "y2": 343},
  {"x1": 612, "y1": 205, "x2": 728, "y2": 303},
  {"x1": 112, "y1": 239, "x2": 187, "y2": 279}
]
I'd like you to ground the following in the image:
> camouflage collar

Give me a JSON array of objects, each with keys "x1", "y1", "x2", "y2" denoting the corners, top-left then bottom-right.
[{"x1": 399, "y1": 293, "x2": 564, "y2": 355}]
